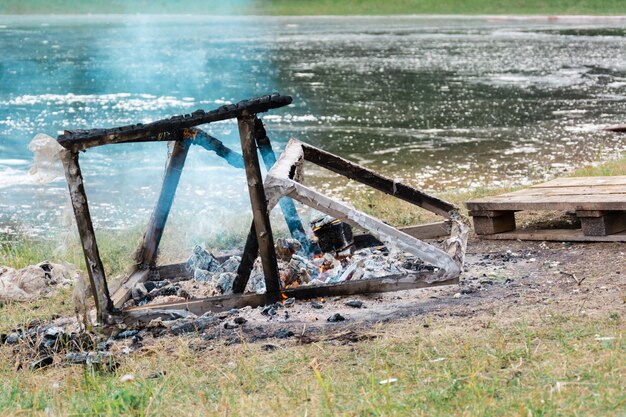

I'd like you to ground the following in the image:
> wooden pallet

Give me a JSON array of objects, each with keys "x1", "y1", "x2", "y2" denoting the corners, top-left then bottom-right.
[{"x1": 465, "y1": 176, "x2": 626, "y2": 242}]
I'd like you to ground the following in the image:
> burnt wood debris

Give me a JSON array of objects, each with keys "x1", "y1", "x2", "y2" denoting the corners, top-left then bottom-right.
[{"x1": 57, "y1": 93, "x2": 468, "y2": 327}]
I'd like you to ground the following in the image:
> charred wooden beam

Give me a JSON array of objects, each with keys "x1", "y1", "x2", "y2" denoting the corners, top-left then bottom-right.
[
  {"x1": 263, "y1": 140, "x2": 465, "y2": 279},
  {"x1": 136, "y1": 135, "x2": 191, "y2": 268},
  {"x1": 254, "y1": 117, "x2": 311, "y2": 251},
  {"x1": 232, "y1": 223, "x2": 258, "y2": 294},
  {"x1": 605, "y1": 124, "x2": 626, "y2": 133},
  {"x1": 60, "y1": 150, "x2": 112, "y2": 324},
  {"x1": 112, "y1": 136, "x2": 191, "y2": 309},
  {"x1": 123, "y1": 273, "x2": 458, "y2": 320},
  {"x1": 237, "y1": 110, "x2": 281, "y2": 296},
  {"x1": 184, "y1": 128, "x2": 245, "y2": 169},
  {"x1": 57, "y1": 93, "x2": 292, "y2": 151},
  {"x1": 301, "y1": 143, "x2": 457, "y2": 218}
]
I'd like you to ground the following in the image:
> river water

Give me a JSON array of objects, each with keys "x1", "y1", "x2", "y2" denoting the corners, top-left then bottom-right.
[{"x1": 1, "y1": 15, "x2": 625, "y2": 237}]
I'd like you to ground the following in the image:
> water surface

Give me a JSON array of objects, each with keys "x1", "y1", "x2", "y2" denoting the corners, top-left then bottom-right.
[{"x1": 1, "y1": 15, "x2": 625, "y2": 236}]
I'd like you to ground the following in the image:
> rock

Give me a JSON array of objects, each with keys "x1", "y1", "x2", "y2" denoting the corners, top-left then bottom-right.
[
  {"x1": 170, "y1": 319, "x2": 196, "y2": 335},
  {"x1": 262, "y1": 344, "x2": 278, "y2": 352},
  {"x1": 233, "y1": 317, "x2": 247, "y2": 325},
  {"x1": 460, "y1": 287, "x2": 474, "y2": 295},
  {"x1": 186, "y1": 245, "x2": 219, "y2": 273},
  {"x1": 216, "y1": 273, "x2": 236, "y2": 295},
  {"x1": 131, "y1": 283, "x2": 148, "y2": 301},
  {"x1": 193, "y1": 269, "x2": 213, "y2": 283},
  {"x1": 194, "y1": 316, "x2": 219, "y2": 331},
  {"x1": 176, "y1": 288, "x2": 191, "y2": 299},
  {"x1": 30, "y1": 356, "x2": 53, "y2": 370},
  {"x1": 114, "y1": 330, "x2": 139, "y2": 340},
  {"x1": 261, "y1": 305, "x2": 277, "y2": 316},
  {"x1": 219, "y1": 256, "x2": 241, "y2": 273},
  {"x1": 223, "y1": 322, "x2": 239, "y2": 330},
  {"x1": 283, "y1": 297, "x2": 295, "y2": 307},
  {"x1": 66, "y1": 351, "x2": 116, "y2": 371},
  {"x1": 327, "y1": 313, "x2": 346, "y2": 322},
  {"x1": 310, "y1": 301, "x2": 324, "y2": 309},
  {"x1": 345, "y1": 300, "x2": 364, "y2": 308},
  {"x1": 273, "y1": 329, "x2": 294, "y2": 339},
  {"x1": 453, "y1": 293, "x2": 462, "y2": 298}
]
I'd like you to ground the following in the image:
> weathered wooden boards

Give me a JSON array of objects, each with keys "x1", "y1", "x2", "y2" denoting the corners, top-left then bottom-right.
[
  {"x1": 466, "y1": 176, "x2": 626, "y2": 241},
  {"x1": 60, "y1": 150, "x2": 112, "y2": 323},
  {"x1": 124, "y1": 273, "x2": 459, "y2": 321}
]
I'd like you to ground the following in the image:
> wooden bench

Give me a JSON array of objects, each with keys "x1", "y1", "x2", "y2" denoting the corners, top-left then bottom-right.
[{"x1": 465, "y1": 176, "x2": 626, "y2": 242}]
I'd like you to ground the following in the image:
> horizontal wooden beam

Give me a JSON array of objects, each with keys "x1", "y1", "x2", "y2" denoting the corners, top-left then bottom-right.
[
  {"x1": 123, "y1": 273, "x2": 458, "y2": 321},
  {"x1": 300, "y1": 142, "x2": 457, "y2": 218},
  {"x1": 57, "y1": 93, "x2": 292, "y2": 151}
]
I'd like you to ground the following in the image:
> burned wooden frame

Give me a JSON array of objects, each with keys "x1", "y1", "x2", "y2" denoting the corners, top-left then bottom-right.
[{"x1": 57, "y1": 93, "x2": 468, "y2": 327}]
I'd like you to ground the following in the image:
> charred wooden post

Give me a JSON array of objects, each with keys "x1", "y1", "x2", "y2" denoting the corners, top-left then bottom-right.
[
  {"x1": 232, "y1": 223, "x2": 259, "y2": 294},
  {"x1": 254, "y1": 117, "x2": 311, "y2": 251},
  {"x1": 136, "y1": 133, "x2": 191, "y2": 268},
  {"x1": 60, "y1": 150, "x2": 112, "y2": 324},
  {"x1": 237, "y1": 110, "x2": 281, "y2": 296},
  {"x1": 301, "y1": 143, "x2": 456, "y2": 218}
]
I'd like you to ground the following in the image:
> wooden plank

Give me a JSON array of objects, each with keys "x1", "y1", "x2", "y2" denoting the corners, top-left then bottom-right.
[
  {"x1": 60, "y1": 150, "x2": 112, "y2": 323},
  {"x1": 123, "y1": 273, "x2": 459, "y2": 319},
  {"x1": 472, "y1": 212, "x2": 516, "y2": 235},
  {"x1": 477, "y1": 228, "x2": 626, "y2": 242},
  {"x1": 495, "y1": 186, "x2": 626, "y2": 197},
  {"x1": 136, "y1": 136, "x2": 191, "y2": 268},
  {"x1": 399, "y1": 221, "x2": 452, "y2": 239},
  {"x1": 237, "y1": 111, "x2": 281, "y2": 296},
  {"x1": 575, "y1": 210, "x2": 612, "y2": 218},
  {"x1": 300, "y1": 142, "x2": 457, "y2": 218},
  {"x1": 468, "y1": 210, "x2": 519, "y2": 217},
  {"x1": 111, "y1": 269, "x2": 149, "y2": 309},
  {"x1": 57, "y1": 94, "x2": 292, "y2": 151},
  {"x1": 579, "y1": 211, "x2": 626, "y2": 236},
  {"x1": 530, "y1": 176, "x2": 626, "y2": 188},
  {"x1": 466, "y1": 195, "x2": 626, "y2": 212}
]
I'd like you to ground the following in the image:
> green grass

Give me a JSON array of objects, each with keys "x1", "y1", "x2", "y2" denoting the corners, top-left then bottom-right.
[
  {"x1": 1, "y1": 0, "x2": 625, "y2": 15},
  {"x1": 0, "y1": 311, "x2": 623, "y2": 416}
]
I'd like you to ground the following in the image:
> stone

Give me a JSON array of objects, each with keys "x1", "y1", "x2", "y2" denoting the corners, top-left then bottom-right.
[
  {"x1": 273, "y1": 329, "x2": 294, "y2": 339},
  {"x1": 327, "y1": 313, "x2": 346, "y2": 322},
  {"x1": 345, "y1": 300, "x2": 364, "y2": 308},
  {"x1": 233, "y1": 317, "x2": 247, "y2": 325},
  {"x1": 283, "y1": 297, "x2": 295, "y2": 307},
  {"x1": 30, "y1": 356, "x2": 53, "y2": 370},
  {"x1": 114, "y1": 330, "x2": 139, "y2": 340},
  {"x1": 131, "y1": 283, "x2": 148, "y2": 301},
  {"x1": 186, "y1": 245, "x2": 219, "y2": 273},
  {"x1": 310, "y1": 301, "x2": 324, "y2": 309},
  {"x1": 219, "y1": 256, "x2": 241, "y2": 273},
  {"x1": 194, "y1": 316, "x2": 219, "y2": 331},
  {"x1": 170, "y1": 319, "x2": 196, "y2": 335}
]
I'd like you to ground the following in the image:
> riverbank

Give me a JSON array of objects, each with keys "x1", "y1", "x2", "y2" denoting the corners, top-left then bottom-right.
[
  {"x1": 1, "y1": 154, "x2": 624, "y2": 415},
  {"x1": 2, "y1": 0, "x2": 626, "y2": 15}
]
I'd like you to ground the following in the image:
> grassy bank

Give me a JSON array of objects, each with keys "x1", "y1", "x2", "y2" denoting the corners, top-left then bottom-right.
[
  {"x1": 0, "y1": 155, "x2": 624, "y2": 416},
  {"x1": 1, "y1": 0, "x2": 625, "y2": 15},
  {"x1": 0, "y1": 311, "x2": 622, "y2": 416}
]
